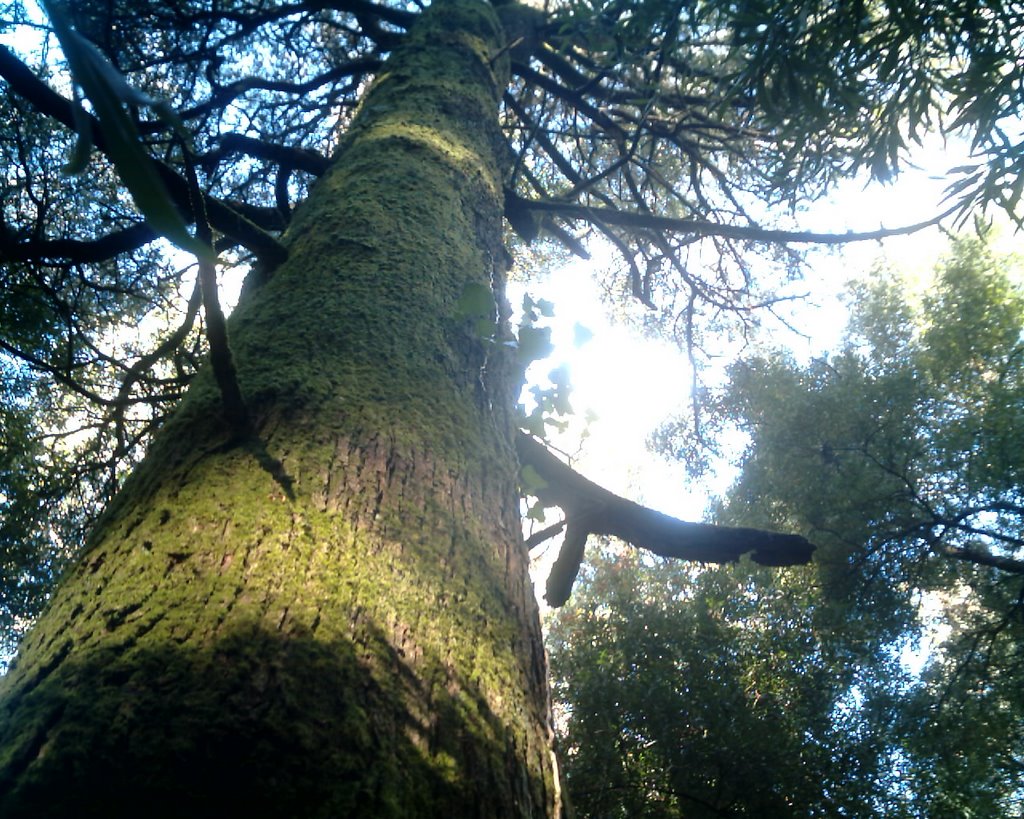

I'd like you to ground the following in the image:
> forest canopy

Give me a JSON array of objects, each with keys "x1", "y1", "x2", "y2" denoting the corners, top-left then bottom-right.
[
  {"x1": 0, "y1": 0, "x2": 1022, "y2": 813},
  {"x1": 2, "y1": 0, "x2": 1020, "y2": 656},
  {"x1": 552, "y1": 230, "x2": 1024, "y2": 817}
]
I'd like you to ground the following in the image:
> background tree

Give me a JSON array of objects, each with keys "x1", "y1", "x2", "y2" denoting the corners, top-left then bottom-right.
[
  {"x1": 634, "y1": 229, "x2": 1024, "y2": 815},
  {"x1": 0, "y1": 0, "x2": 1021, "y2": 814},
  {"x1": 548, "y1": 547, "x2": 911, "y2": 817}
]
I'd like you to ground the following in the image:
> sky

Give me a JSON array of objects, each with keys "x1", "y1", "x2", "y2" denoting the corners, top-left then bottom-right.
[
  {"x1": 523, "y1": 138, "x2": 974, "y2": 509},
  {"x1": 520, "y1": 133, "x2": 983, "y2": 618}
]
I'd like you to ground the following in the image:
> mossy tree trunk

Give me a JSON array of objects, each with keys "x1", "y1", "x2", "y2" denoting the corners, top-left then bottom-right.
[{"x1": 0, "y1": 2, "x2": 562, "y2": 815}]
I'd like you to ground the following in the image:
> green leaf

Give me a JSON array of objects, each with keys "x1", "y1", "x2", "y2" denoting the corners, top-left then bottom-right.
[
  {"x1": 548, "y1": 364, "x2": 570, "y2": 388},
  {"x1": 519, "y1": 410, "x2": 547, "y2": 438},
  {"x1": 474, "y1": 317, "x2": 497, "y2": 339},
  {"x1": 455, "y1": 281, "x2": 496, "y2": 320},
  {"x1": 543, "y1": 416, "x2": 570, "y2": 432},
  {"x1": 526, "y1": 499, "x2": 550, "y2": 521},
  {"x1": 519, "y1": 463, "x2": 549, "y2": 494},
  {"x1": 62, "y1": 92, "x2": 94, "y2": 174},
  {"x1": 516, "y1": 325, "x2": 554, "y2": 366},
  {"x1": 573, "y1": 323, "x2": 594, "y2": 347}
]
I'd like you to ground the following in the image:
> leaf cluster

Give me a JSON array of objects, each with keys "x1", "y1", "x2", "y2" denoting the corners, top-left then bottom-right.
[
  {"x1": 548, "y1": 547, "x2": 906, "y2": 817},
  {"x1": 652, "y1": 230, "x2": 1024, "y2": 813},
  {"x1": 715, "y1": 0, "x2": 1024, "y2": 220}
]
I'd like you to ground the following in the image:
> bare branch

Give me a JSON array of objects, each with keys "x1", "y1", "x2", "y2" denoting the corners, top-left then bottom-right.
[
  {"x1": 517, "y1": 433, "x2": 815, "y2": 606},
  {"x1": 513, "y1": 194, "x2": 958, "y2": 245},
  {"x1": 155, "y1": 58, "x2": 380, "y2": 133},
  {"x1": 0, "y1": 45, "x2": 287, "y2": 265}
]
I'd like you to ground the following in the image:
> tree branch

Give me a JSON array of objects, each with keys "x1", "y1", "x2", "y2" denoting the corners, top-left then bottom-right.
[
  {"x1": 150, "y1": 58, "x2": 380, "y2": 134},
  {"x1": 111, "y1": 275, "x2": 203, "y2": 455},
  {"x1": 0, "y1": 222, "x2": 157, "y2": 264},
  {"x1": 513, "y1": 193, "x2": 958, "y2": 245},
  {"x1": 205, "y1": 134, "x2": 330, "y2": 177},
  {"x1": 183, "y1": 149, "x2": 251, "y2": 437},
  {"x1": 516, "y1": 64, "x2": 625, "y2": 141},
  {"x1": 940, "y1": 544, "x2": 1024, "y2": 575},
  {"x1": 0, "y1": 221, "x2": 249, "y2": 267},
  {"x1": 533, "y1": 46, "x2": 718, "y2": 114},
  {"x1": 0, "y1": 45, "x2": 287, "y2": 265},
  {"x1": 516, "y1": 433, "x2": 816, "y2": 606}
]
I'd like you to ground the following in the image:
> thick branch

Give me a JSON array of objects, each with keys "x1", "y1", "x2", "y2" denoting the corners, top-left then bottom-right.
[
  {"x1": 0, "y1": 222, "x2": 156, "y2": 264},
  {"x1": 206, "y1": 134, "x2": 330, "y2": 177},
  {"x1": 330, "y1": 0, "x2": 417, "y2": 31},
  {"x1": 941, "y1": 544, "x2": 1024, "y2": 575},
  {"x1": 0, "y1": 222, "x2": 249, "y2": 267},
  {"x1": 517, "y1": 433, "x2": 816, "y2": 605}
]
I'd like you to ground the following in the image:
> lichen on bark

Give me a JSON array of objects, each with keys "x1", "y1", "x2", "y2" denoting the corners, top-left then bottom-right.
[{"x1": 0, "y1": 2, "x2": 561, "y2": 816}]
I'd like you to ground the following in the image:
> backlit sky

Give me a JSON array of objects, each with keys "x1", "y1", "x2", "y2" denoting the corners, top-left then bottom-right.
[{"x1": 521, "y1": 134, "x2": 979, "y2": 561}]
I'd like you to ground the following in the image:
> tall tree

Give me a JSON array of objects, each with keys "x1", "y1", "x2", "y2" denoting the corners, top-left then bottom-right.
[
  {"x1": 0, "y1": 0, "x2": 1019, "y2": 814},
  {"x1": 3, "y1": 3, "x2": 565, "y2": 815}
]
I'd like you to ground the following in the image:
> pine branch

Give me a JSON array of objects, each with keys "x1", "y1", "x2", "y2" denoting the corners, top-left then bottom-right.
[
  {"x1": 512, "y1": 193, "x2": 958, "y2": 245},
  {"x1": 0, "y1": 45, "x2": 287, "y2": 265}
]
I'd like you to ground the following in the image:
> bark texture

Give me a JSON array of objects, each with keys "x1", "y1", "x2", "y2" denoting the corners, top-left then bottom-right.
[{"x1": 0, "y1": 2, "x2": 561, "y2": 816}]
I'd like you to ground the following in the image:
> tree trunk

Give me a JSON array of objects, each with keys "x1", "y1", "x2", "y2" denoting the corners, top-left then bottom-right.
[{"x1": 0, "y1": 2, "x2": 562, "y2": 816}]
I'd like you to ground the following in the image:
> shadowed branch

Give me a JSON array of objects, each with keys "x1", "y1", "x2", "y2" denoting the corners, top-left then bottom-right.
[{"x1": 517, "y1": 433, "x2": 815, "y2": 606}]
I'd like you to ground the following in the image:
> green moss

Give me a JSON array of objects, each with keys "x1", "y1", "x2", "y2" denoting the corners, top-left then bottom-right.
[{"x1": 2, "y1": 430, "x2": 550, "y2": 815}]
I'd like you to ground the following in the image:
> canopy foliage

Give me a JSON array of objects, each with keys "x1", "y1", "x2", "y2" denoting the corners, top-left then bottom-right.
[
  {"x1": 0, "y1": 0, "x2": 1021, "y2": 658},
  {"x1": 549, "y1": 548, "x2": 909, "y2": 817},
  {"x1": 553, "y1": 230, "x2": 1024, "y2": 816}
]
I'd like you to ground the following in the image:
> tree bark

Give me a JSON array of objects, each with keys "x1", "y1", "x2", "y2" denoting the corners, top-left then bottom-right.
[{"x1": 0, "y1": 2, "x2": 562, "y2": 816}]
